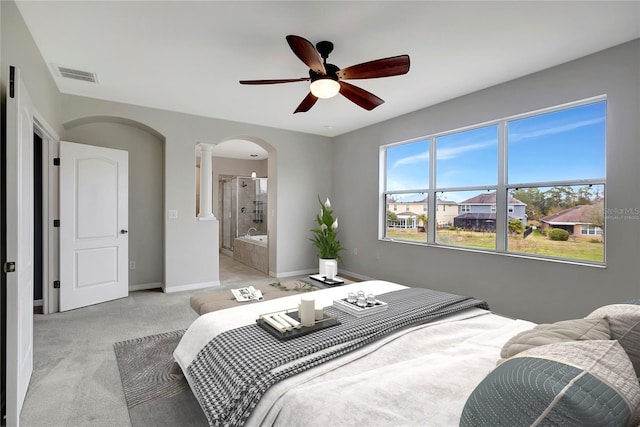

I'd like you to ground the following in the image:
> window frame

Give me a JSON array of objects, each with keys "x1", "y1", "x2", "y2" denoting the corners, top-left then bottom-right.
[{"x1": 380, "y1": 95, "x2": 606, "y2": 265}]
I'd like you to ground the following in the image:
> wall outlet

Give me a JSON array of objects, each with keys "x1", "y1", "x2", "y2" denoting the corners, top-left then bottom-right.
[
  {"x1": 353, "y1": 247, "x2": 358, "y2": 256},
  {"x1": 129, "y1": 261, "x2": 136, "y2": 270},
  {"x1": 167, "y1": 210, "x2": 178, "y2": 219}
]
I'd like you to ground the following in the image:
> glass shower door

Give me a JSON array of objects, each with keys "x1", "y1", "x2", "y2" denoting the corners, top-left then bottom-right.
[{"x1": 220, "y1": 179, "x2": 233, "y2": 251}]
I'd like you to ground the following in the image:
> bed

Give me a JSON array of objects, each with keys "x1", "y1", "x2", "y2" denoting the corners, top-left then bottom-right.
[{"x1": 174, "y1": 281, "x2": 640, "y2": 427}]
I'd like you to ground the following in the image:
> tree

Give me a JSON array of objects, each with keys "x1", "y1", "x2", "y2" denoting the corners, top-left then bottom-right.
[
  {"x1": 508, "y1": 218, "x2": 525, "y2": 234},
  {"x1": 511, "y1": 188, "x2": 547, "y2": 220},
  {"x1": 387, "y1": 211, "x2": 398, "y2": 222}
]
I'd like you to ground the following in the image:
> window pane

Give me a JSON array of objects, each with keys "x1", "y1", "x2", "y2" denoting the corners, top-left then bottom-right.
[
  {"x1": 436, "y1": 190, "x2": 496, "y2": 250},
  {"x1": 507, "y1": 185, "x2": 604, "y2": 263},
  {"x1": 386, "y1": 140, "x2": 429, "y2": 191},
  {"x1": 508, "y1": 101, "x2": 606, "y2": 184},
  {"x1": 436, "y1": 125, "x2": 498, "y2": 187},
  {"x1": 385, "y1": 193, "x2": 428, "y2": 242}
]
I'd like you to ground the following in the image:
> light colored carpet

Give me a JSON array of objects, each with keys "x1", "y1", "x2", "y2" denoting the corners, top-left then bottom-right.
[{"x1": 19, "y1": 254, "x2": 281, "y2": 427}]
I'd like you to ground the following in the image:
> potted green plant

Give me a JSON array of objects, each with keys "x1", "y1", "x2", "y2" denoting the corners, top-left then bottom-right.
[{"x1": 310, "y1": 196, "x2": 344, "y2": 277}]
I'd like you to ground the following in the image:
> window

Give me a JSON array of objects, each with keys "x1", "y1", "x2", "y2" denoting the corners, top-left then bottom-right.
[
  {"x1": 581, "y1": 225, "x2": 603, "y2": 236},
  {"x1": 384, "y1": 193, "x2": 427, "y2": 242},
  {"x1": 381, "y1": 97, "x2": 606, "y2": 264}
]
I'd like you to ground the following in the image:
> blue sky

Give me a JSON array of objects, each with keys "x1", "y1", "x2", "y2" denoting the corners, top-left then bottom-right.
[{"x1": 386, "y1": 101, "x2": 606, "y2": 202}]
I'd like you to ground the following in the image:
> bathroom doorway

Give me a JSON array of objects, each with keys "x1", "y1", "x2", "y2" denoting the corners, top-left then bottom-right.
[{"x1": 218, "y1": 176, "x2": 268, "y2": 273}]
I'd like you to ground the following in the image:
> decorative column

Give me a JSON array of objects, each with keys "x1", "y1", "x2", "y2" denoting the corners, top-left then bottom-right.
[{"x1": 197, "y1": 143, "x2": 216, "y2": 220}]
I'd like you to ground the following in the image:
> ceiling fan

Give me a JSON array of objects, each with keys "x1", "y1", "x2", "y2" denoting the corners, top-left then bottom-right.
[{"x1": 239, "y1": 35, "x2": 410, "y2": 114}]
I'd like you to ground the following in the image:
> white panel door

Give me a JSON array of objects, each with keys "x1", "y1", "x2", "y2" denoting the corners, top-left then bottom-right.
[
  {"x1": 5, "y1": 66, "x2": 35, "y2": 427},
  {"x1": 59, "y1": 141, "x2": 128, "y2": 311}
]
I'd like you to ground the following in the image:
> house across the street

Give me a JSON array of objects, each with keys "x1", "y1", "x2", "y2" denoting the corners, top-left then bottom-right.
[
  {"x1": 540, "y1": 205, "x2": 603, "y2": 237},
  {"x1": 454, "y1": 192, "x2": 527, "y2": 231}
]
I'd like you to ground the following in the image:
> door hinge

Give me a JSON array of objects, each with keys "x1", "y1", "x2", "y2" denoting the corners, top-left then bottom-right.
[
  {"x1": 53, "y1": 280, "x2": 60, "y2": 289},
  {"x1": 53, "y1": 219, "x2": 60, "y2": 227},
  {"x1": 53, "y1": 158, "x2": 60, "y2": 166},
  {"x1": 4, "y1": 262, "x2": 16, "y2": 273}
]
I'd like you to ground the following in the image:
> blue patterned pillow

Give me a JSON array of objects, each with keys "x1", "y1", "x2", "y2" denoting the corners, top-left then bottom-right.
[{"x1": 461, "y1": 340, "x2": 640, "y2": 427}]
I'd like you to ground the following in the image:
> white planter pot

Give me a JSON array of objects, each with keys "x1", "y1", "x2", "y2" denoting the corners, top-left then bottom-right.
[{"x1": 318, "y1": 258, "x2": 338, "y2": 279}]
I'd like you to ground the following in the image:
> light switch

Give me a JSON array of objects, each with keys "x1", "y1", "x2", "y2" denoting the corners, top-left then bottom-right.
[{"x1": 168, "y1": 210, "x2": 178, "y2": 219}]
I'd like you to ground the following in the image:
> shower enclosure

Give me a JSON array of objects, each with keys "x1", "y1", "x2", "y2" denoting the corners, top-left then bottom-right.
[{"x1": 219, "y1": 176, "x2": 268, "y2": 253}]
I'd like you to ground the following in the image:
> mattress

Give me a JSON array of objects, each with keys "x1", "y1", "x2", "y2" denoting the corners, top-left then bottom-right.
[{"x1": 174, "y1": 280, "x2": 536, "y2": 426}]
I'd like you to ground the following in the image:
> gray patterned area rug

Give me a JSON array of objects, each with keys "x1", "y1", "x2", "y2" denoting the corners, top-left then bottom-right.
[{"x1": 113, "y1": 330, "x2": 208, "y2": 427}]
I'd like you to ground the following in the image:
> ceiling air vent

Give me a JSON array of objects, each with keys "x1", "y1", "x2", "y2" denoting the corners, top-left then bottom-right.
[{"x1": 53, "y1": 64, "x2": 98, "y2": 83}]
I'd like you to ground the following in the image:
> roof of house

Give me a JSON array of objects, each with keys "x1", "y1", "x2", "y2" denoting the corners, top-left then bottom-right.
[
  {"x1": 454, "y1": 213, "x2": 521, "y2": 221},
  {"x1": 387, "y1": 197, "x2": 457, "y2": 205},
  {"x1": 540, "y1": 204, "x2": 598, "y2": 225},
  {"x1": 396, "y1": 212, "x2": 419, "y2": 218},
  {"x1": 459, "y1": 192, "x2": 525, "y2": 205},
  {"x1": 455, "y1": 213, "x2": 497, "y2": 221}
]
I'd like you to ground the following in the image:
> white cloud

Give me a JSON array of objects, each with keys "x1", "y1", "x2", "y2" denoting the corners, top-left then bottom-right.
[
  {"x1": 391, "y1": 150, "x2": 429, "y2": 170},
  {"x1": 437, "y1": 139, "x2": 496, "y2": 160},
  {"x1": 510, "y1": 117, "x2": 604, "y2": 142}
]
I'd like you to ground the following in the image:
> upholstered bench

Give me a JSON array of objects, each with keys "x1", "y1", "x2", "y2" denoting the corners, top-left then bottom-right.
[{"x1": 190, "y1": 280, "x2": 318, "y2": 315}]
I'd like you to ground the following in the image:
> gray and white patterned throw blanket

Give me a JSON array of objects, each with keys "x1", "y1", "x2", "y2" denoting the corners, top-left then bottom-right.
[{"x1": 187, "y1": 287, "x2": 489, "y2": 427}]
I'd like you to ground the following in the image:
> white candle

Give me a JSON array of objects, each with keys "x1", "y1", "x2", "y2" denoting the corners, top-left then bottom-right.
[{"x1": 299, "y1": 296, "x2": 315, "y2": 325}]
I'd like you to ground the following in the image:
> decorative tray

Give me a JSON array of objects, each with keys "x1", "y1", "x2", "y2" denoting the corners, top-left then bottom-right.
[
  {"x1": 256, "y1": 309, "x2": 340, "y2": 340},
  {"x1": 309, "y1": 274, "x2": 345, "y2": 286},
  {"x1": 333, "y1": 298, "x2": 388, "y2": 317}
]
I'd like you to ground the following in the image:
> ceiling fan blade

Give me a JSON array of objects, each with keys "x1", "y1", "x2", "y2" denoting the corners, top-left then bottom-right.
[
  {"x1": 337, "y1": 55, "x2": 410, "y2": 80},
  {"x1": 239, "y1": 77, "x2": 310, "y2": 85},
  {"x1": 339, "y1": 81, "x2": 384, "y2": 111},
  {"x1": 294, "y1": 92, "x2": 318, "y2": 114},
  {"x1": 286, "y1": 35, "x2": 326, "y2": 75}
]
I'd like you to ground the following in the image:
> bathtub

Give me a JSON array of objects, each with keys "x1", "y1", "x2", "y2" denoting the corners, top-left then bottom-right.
[
  {"x1": 234, "y1": 235, "x2": 268, "y2": 273},
  {"x1": 242, "y1": 234, "x2": 268, "y2": 246}
]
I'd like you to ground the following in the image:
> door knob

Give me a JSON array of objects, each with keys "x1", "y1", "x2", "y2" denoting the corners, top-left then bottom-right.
[{"x1": 120, "y1": 229, "x2": 128, "y2": 234}]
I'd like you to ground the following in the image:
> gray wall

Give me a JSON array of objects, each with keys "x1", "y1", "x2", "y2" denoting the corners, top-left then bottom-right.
[
  {"x1": 59, "y1": 94, "x2": 333, "y2": 286},
  {"x1": 334, "y1": 39, "x2": 640, "y2": 323},
  {"x1": 62, "y1": 121, "x2": 164, "y2": 290},
  {"x1": 4, "y1": 0, "x2": 638, "y2": 321},
  {"x1": 0, "y1": 0, "x2": 62, "y2": 134},
  {"x1": 1, "y1": 0, "x2": 333, "y2": 291}
]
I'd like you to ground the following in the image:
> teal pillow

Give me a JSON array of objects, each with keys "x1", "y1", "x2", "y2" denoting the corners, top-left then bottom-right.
[{"x1": 461, "y1": 340, "x2": 640, "y2": 427}]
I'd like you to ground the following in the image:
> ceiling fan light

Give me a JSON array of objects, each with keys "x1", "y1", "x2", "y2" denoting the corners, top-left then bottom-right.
[{"x1": 310, "y1": 78, "x2": 340, "y2": 99}]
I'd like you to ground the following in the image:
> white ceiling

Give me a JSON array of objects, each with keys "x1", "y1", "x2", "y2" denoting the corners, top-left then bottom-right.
[{"x1": 15, "y1": 1, "x2": 640, "y2": 141}]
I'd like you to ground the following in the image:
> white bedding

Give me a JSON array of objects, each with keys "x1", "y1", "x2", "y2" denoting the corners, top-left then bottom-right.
[{"x1": 174, "y1": 280, "x2": 535, "y2": 426}]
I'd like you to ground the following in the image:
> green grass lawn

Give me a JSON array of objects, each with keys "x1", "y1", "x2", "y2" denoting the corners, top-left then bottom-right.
[{"x1": 385, "y1": 228, "x2": 604, "y2": 262}]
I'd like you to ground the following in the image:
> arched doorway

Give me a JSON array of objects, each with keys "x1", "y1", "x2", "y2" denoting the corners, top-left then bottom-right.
[{"x1": 204, "y1": 136, "x2": 276, "y2": 276}]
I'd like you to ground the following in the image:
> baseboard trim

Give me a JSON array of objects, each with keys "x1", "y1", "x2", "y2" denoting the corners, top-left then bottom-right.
[
  {"x1": 129, "y1": 282, "x2": 163, "y2": 292},
  {"x1": 164, "y1": 280, "x2": 221, "y2": 293},
  {"x1": 275, "y1": 269, "x2": 316, "y2": 279}
]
